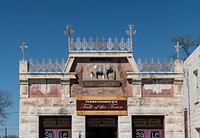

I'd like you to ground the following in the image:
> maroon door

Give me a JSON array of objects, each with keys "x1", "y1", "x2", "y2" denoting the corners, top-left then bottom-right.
[
  {"x1": 44, "y1": 129, "x2": 71, "y2": 138},
  {"x1": 86, "y1": 116, "x2": 118, "y2": 138},
  {"x1": 134, "y1": 129, "x2": 163, "y2": 138}
]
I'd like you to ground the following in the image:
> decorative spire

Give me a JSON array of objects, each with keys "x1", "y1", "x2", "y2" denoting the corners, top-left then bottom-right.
[
  {"x1": 174, "y1": 42, "x2": 182, "y2": 59},
  {"x1": 64, "y1": 24, "x2": 74, "y2": 51},
  {"x1": 126, "y1": 24, "x2": 136, "y2": 37},
  {"x1": 20, "y1": 42, "x2": 28, "y2": 60},
  {"x1": 64, "y1": 24, "x2": 74, "y2": 37},
  {"x1": 126, "y1": 24, "x2": 136, "y2": 52}
]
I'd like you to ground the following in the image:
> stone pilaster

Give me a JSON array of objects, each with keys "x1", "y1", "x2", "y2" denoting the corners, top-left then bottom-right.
[
  {"x1": 132, "y1": 78, "x2": 142, "y2": 97},
  {"x1": 19, "y1": 60, "x2": 28, "y2": 73},
  {"x1": 61, "y1": 78, "x2": 70, "y2": 97},
  {"x1": 118, "y1": 116, "x2": 132, "y2": 138},
  {"x1": 72, "y1": 116, "x2": 85, "y2": 138},
  {"x1": 20, "y1": 79, "x2": 29, "y2": 97}
]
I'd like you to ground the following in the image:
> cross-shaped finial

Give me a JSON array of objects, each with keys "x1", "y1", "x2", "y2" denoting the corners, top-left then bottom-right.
[
  {"x1": 20, "y1": 42, "x2": 28, "y2": 60},
  {"x1": 174, "y1": 42, "x2": 182, "y2": 59},
  {"x1": 64, "y1": 24, "x2": 74, "y2": 37},
  {"x1": 126, "y1": 24, "x2": 136, "y2": 37}
]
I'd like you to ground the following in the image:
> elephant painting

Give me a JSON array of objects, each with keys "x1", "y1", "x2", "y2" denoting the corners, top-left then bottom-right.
[{"x1": 90, "y1": 64, "x2": 116, "y2": 80}]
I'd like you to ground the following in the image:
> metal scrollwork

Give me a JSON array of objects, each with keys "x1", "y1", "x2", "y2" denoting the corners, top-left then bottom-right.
[
  {"x1": 66, "y1": 24, "x2": 135, "y2": 52},
  {"x1": 137, "y1": 58, "x2": 175, "y2": 72},
  {"x1": 29, "y1": 58, "x2": 65, "y2": 72},
  {"x1": 69, "y1": 36, "x2": 132, "y2": 52}
]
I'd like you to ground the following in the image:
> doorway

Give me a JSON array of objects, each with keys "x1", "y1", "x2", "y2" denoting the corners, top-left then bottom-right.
[
  {"x1": 132, "y1": 116, "x2": 164, "y2": 138},
  {"x1": 39, "y1": 116, "x2": 71, "y2": 138},
  {"x1": 86, "y1": 116, "x2": 118, "y2": 138}
]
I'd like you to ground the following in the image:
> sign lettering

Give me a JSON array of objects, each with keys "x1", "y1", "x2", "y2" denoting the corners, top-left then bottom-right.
[
  {"x1": 59, "y1": 131, "x2": 68, "y2": 138},
  {"x1": 45, "y1": 131, "x2": 53, "y2": 138},
  {"x1": 76, "y1": 96, "x2": 127, "y2": 115},
  {"x1": 77, "y1": 100, "x2": 127, "y2": 110}
]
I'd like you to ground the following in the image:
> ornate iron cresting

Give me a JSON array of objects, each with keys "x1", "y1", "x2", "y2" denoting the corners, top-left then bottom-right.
[
  {"x1": 65, "y1": 24, "x2": 136, "y2": 52},
  {"x1": 70, "y1": 37, "x2": 132, "y2": 52},
  {"x1": 137, "y1": 58, "x2": 175, "y2": 72},
  {"x1": 29, "y1": 58, "x2": 65, "y2": 72}
]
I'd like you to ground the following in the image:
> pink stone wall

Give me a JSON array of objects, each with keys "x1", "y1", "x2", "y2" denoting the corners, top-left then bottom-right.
[
  {"x1": 70, "y1": 57, "x2": 133, "y2": 97},
  {"x1": 29, "y1": 80, "x2": 61, "y2": 97}
]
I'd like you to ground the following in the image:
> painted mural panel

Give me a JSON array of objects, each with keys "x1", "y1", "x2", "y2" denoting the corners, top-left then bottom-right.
[
  {"x1": 29, "y1": 79, "x2": 61, "y2": 97},
  {"x1": 142, "y1": 79, "x2": 174, "y2": 97}
]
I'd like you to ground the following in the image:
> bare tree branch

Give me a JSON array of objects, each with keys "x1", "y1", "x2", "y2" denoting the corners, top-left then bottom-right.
[
  {"x1": 171, "y1": 34, "x2": 198, "y2": 60},
  {"x1": 0, "y1": 90, "x2": 13, "y2": 125}
]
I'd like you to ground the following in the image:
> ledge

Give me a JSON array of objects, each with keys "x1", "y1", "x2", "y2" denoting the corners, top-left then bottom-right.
[{"x1": 83, "y1": 80, "x2": 121, "y2": 87}]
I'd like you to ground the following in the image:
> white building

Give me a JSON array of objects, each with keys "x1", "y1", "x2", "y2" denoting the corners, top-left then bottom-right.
[{"x1": 184, "y1": 46, "x2": 200, "y2": 138}]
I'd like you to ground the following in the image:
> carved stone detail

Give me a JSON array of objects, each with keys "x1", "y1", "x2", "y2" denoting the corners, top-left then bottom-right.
[{"x1": 90, "y1": 64, "x2": 116, "y2": 80}]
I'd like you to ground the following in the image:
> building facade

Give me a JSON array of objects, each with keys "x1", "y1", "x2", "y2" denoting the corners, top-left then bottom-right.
[
  {"x1": 184, "y1": 46, "x2": 200, "y2": 138},
  {"x1": 19, "y1": 25, "x2": 185, "y2": 138}
]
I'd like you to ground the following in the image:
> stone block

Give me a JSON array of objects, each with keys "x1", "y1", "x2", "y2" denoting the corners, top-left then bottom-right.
[
  {"x1": 166, "y1": 107, "x2": 174, "y2": 115},
  {"x1": 20, "y1": 134, "x2": 37, "y2": 138},
  {"x1": 165, "y1": 124, "x2": 174, "y2": 132},
  {"x1": 119, "y1": 116, "x2": 131, "y2": 123},
  {"x1": 73, "y1": 124, "x2": 85, "y2": 132},
  {"x1": 36, "y1": 107, "x2": 60, "y2": 114},
  {"x1": 20, "y1": 108, "x2": 28, "y2": 114},
  {"x1": 30, "y1": 125, "x2": 37, "y2": 132},
  {"x1": 29, "y1": 107, "x2": 36, "y2": 114},
  {"x1": 20, "y1": 124, "x2": 28, "y2": 133},
  {"x1": 21, "y1": 116, "x2": 37, "y2": 123},
  {"x1": 174, "y1": 123, "x2": 184, "y2": 132},
  {"x1": 119, "y1": 132, "x2": 131, "y2": 138},
  {"x1": 175, "y1": 107, "x2": 183, "y2": 114},
  {"x1": 165, "y1": 116, "x2": 175, "y2": 124},
  {"x1": 147, "y1": 108, "x2": 166, "y2": 114},
  {"x1": 119, "y1": 124, "x2": 131, "y2": 132},
  {"x1": 73, "y1": 116, "x2": 85, "y2": 123}
]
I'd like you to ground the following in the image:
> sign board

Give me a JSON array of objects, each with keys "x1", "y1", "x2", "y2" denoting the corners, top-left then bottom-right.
[{"x1": 76, "y1": 96, "x2": 127, "y2": 115}]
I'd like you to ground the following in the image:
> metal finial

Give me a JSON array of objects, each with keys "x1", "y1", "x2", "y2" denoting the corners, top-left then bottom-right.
[
  {"x1": 126, "y1": 24, "x2": 136, "y2": 52},
  {"x1": 64, "y1": 24, "x2": 74, "y2": 37},
  {"x1": 20, "y1": 42, "x2": 28, "y2": 60},
  {"x1": 174, "y1": 42, "x2": 182, "y2": 59},
  {"x1": 126, "y1": 24, "x2": 136, "y2": 37},
  {"x1": 64, "y1": 24, "x2": 74, "y2": 52}
]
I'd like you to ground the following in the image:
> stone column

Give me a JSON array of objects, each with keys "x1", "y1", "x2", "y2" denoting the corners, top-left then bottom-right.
[
  {"x1": 19, "y1": 60, "x2": 29, "y2": 97},
  {"x1": 132, "y1": 77, "x2": 142, "y2": 97},
  {"x1": 20, "y1": 79, "x2": 28, "y2": 97},
  {"x1": 118, "y1": 116, "x2": 132, "y2": 138},
  {"x1": 72, "y1": 116, "x2": 85, "y2": 138},
  {"x1": 174, "y1": 59, "x2": 184, "y2": 73},
  {"x1": 19, "y1": 60, "x2": 28, "y2": 73},
  {"x1": 61, "y1": 78, "x2": 70, "y2": 97}
]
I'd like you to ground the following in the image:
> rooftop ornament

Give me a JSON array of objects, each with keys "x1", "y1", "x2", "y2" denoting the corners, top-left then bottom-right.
[
  {"x1": 64, "y1": 24, "x2": 136, "y2": 52},
  {"x1": 20, "y1": 42, "x2": 28, "y2": 60},
  {"x1": 174, "y1": 41, "x2": 182, "y2": 59}
]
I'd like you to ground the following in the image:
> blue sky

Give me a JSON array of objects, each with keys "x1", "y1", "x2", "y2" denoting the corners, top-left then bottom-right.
[{"x1": 0, "y1": 0, "x2": 200, "y2": 136}]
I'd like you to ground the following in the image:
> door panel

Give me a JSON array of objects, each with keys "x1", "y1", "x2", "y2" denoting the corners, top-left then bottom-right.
[
  {"x1": 45, "y1": 129, "x2": 71, "y2": 138},
  {"x1": 45, "y1": 130, "x2": 55, "y2": 138},
  {"x1": 134, "y1": 129, "x2": 163, "y2": 138}
]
